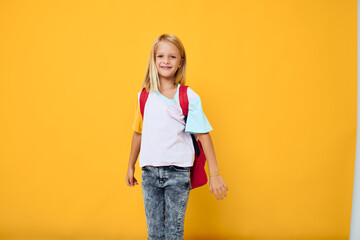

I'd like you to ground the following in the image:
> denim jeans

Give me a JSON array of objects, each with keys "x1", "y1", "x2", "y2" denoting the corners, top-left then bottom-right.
[{"x1": 141, "y1": 165, "x2": 191, "y2": 240}]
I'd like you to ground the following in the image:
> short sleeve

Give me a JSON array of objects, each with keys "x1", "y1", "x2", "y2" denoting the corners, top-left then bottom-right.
[
  {"x1": 132, "y1": 92, "x2": 143, "y2": 133},
  {"x1": 185, "y1": 94, "x2": 213, "y2": 134}
]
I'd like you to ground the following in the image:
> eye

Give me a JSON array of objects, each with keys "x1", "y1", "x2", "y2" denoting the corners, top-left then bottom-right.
[
  {"x1": 171, "y1": 56, "x2": 176, "y2": 58},
  {"x1": 157, "y1": 55, "x2": 162, "y2": 57}
]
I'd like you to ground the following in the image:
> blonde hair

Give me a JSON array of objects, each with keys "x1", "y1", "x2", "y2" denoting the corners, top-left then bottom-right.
[{"x1": 141, "y1": 34, "x2": 187, "y2": 92}]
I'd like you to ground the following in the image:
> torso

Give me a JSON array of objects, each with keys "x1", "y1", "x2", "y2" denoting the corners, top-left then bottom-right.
[{"x1": 138, "y1": 84, "x2": 195, "y2": 167}]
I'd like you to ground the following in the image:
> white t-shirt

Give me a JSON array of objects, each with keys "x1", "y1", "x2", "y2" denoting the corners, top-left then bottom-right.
[{"x1": 132, "y1": 83, "x2": 213, "y2": 168}]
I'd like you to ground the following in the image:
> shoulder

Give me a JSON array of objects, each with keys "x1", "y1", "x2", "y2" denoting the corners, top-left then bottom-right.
[
  {"x1": 136, "y1": 88, "x2": 150, "y2": 100},
  {"x1": 185, "y1": 86, "x2": 200, "y2": 102}
]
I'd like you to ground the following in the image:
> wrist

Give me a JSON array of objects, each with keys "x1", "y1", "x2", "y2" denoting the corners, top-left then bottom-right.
[
  {"x1": 209, "y1": 172, "x2": 220, "y2": 177},
  {"x1": 209, "y1": 169, "x2": 219, "y2": 175}
]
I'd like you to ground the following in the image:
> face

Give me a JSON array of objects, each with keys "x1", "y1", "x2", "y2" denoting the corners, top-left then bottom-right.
[{"x1": 155, "y1": 41, "x2": 183, "y2": 82}]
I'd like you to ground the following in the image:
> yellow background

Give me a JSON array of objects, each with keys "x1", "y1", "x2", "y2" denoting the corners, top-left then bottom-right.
[{"x1": 0, "y1": 0, "x2": 356, "y2": 239}]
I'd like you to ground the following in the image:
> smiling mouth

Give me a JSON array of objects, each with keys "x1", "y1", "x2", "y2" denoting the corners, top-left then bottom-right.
[{"x1": 161, "y1": 66, "x2": 172, "y2": 69}]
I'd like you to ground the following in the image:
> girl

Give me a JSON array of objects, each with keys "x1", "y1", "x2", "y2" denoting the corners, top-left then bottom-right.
[{"x1": 126, "y1": 33, "x2": 228, "y2": 240}]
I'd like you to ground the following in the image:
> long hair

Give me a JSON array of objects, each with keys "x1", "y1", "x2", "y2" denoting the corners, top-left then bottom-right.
[{"x1": 141, "y1": 34, "x2": 187, "y2": 92}]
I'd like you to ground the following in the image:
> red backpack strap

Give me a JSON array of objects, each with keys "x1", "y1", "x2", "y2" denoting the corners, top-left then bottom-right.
[
  {"x1": 139, "y1": 87, "x2": 149, "y2": 118},
  {"x1": 179, "y1": 85, "x2": 201, "y2": 157},
  {"x1": 179, "y1": 85, "x2": 189, "y2": 116}
]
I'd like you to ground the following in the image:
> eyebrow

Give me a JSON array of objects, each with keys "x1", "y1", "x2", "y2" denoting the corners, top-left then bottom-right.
[{"x1": 156, "y1": 52, "x2": 177, "y2": 55}]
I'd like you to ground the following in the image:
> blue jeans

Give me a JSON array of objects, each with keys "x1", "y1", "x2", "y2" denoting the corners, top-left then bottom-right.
[{"x1": 141, "y1": 165, "x2": 191, "y2": 240}]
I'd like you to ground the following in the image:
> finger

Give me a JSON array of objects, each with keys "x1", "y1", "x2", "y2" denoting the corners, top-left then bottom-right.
[
  {"x1": 221, "y1": 186, "x2": 227, "y2": 198},
  {"x1": 220, "y1": 185, "x2": 226, "y2": 197},
  {"x1": 214, "y1": 187, "x2": 223, "y2": 200},
  {"x1": 217, "y1": 188, "x2": 224, "y2": 200},
  {"x1": 214, "y1": 189, "x2": 220, "y2": 200}
]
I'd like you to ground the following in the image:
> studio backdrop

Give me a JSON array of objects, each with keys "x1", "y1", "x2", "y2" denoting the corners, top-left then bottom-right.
[{"x1": 0, "y1": 0, "x2": 356, "y2": 239}]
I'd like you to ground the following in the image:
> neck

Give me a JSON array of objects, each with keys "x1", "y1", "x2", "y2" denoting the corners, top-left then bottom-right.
[{"x1": 159, "y1": 77, "x2": 176, "y2": 91}]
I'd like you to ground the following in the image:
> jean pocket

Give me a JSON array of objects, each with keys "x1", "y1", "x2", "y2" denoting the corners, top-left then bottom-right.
[
  {"x1": 171, "y1": 165, "x2": 191, "y2": 172},
  {"x1": 142, "y1": 166, "x2": 151, "y2": 172}
]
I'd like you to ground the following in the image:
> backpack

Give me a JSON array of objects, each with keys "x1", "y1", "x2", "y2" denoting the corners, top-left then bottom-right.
[{"x1": 139, "y1": 85, "x2": 208, "y2": 190}]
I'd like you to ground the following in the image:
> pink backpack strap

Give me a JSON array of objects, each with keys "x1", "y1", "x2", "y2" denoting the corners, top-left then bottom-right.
[
  {"x1": 139, "y1": 87, "x2": 149, "y2": 119},
  {"x1": 179, "y1": 85, "x2": 189, "y2": 116}
]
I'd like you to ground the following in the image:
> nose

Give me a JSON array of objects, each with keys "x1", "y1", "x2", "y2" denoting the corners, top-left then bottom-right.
[{"x1": 163, "y1": 56, "x2": 170, "y2": 63}]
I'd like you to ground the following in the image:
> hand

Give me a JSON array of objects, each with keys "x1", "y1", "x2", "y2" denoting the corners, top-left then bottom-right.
[
  {"x1": 126, "y1": 166, "x2": 139, "y2": 187},
  {"x1": 209, "y1": 174, "x2": 228, "y2": 200}
]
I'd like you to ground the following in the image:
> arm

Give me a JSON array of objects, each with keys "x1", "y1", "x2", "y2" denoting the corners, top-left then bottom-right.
[
  {"x1": 126, "y1": 131, "x2": 142, "y2": 187},
  {"x1": 198, "y1": 132, "x2": 229, "y2": 200}
]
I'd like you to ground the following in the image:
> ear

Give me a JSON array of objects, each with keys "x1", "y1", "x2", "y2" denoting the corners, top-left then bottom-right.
[{"x1": 179, "y1": 58, "x2": 184, "y2": 68}]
